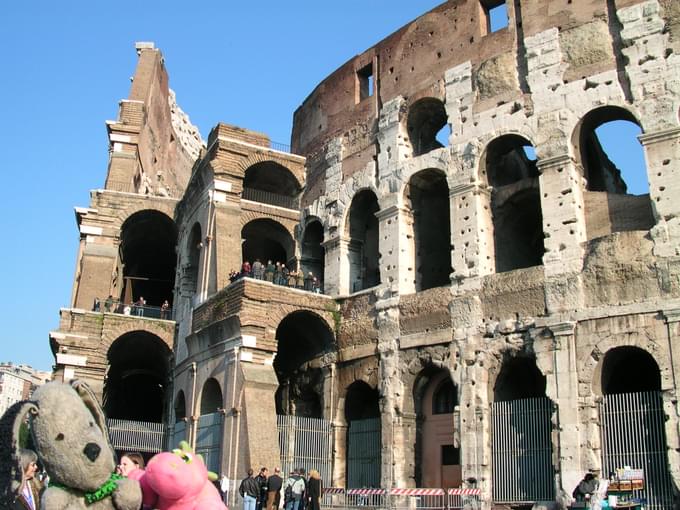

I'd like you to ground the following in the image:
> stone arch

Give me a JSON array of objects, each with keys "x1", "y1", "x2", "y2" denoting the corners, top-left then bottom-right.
[
  {"x1": 199, "y1": 377, "x2": 224, "y2": 414},
  {"x1": 480, "y1": 133, "x2": 543, "y2": 273},
  {"x1": 102, "y1": 319, "x2": 174, "y2": 352},
  {"x1": 400, "y1": 347, "x2": 454, "y2": 416},
  {"x1": 236, "y1": 153, "x2": 305, "y2": 190},
  {"x1": 265, "y1": 305, "x2": 336, "y2": 345},
  {"x1": 403, "y1": 167, "x2": 452, "y2": 291},
  {"x1": 174, "y1": 390, "x2": 187, "y2": 422},
  {"x1": 396, "y1": 154, "x2": 450, "y2": 203},
  {"x1": 475, "y1": 129, "x2": 539, "y2": 184},
  {"x1": 300, "y1": 216, "x2": 325, "y2": 287},
  {"x1": 239, "y1": 210, "x2": 298, "y2": 237},
  {"x1": 577, "y1": 333, "x2": 672, "y2": 394},
  {"x1": 115, "y1": 200, "x2": 177, "y2": 230},
  {"x1": 334, "y1": 358, "x2": 381, "y2": 427},
  {"x1": 571, "y1": 105, "x2": 645, "y2": 193},
  {"x1": 240, "y1": 216, "x2": 297, "y2": 269},
  {"x1": 273, "y1": 309, "x2": 336, "y2": 417},
  {"x1": 343, "y1": 188, "x2": 381, "y2": 292},
  {"x1": 103, "y1": 330, "x2": 172, "y2": 422}
]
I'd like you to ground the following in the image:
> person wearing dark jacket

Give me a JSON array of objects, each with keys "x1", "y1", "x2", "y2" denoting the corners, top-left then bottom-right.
[
  {"x1": 306, "y1": 470, "x2": 322, "y2": 510},
  {"x1": 256, "y1": 467, "x2": 269, "y2": 510},
  {"x1": 240, "y1": 468, "x2": 260, "y2": 510},
  {"x1": 267, "y1": 467, "x2": 283, "y2": 510}
]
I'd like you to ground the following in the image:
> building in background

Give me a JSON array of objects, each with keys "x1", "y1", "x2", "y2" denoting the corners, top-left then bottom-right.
[
  {"x1": 49, "y1": 1, "x2": 680, "y2": 508},
  {"x1": 0, "y1": 363, "x2": 51, "y2": 417}
]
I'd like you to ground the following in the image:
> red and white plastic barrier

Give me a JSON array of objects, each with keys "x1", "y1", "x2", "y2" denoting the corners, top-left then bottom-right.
[
  {"x1": 323, "y1": 488, "x2": 346, "y2": 495},
  {"x1": 390, "y1": 488, "x2": 446, "y2": 496},
  {"x1": 448, "y1": 488, "x2": 481, "y2": 496},
  {"x1": 347, "y1": 488, "x2": 387, "y2": 495}
]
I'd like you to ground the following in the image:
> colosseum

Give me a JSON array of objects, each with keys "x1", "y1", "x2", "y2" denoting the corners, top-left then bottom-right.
[{"x1": 49, "y1": 0, "x2": 680, "y2": 508}]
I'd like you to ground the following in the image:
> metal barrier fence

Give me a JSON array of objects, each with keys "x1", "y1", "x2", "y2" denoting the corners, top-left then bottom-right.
[
  {"x1": 107, "y1": 418, "x2": 166, "y2": 453},
  {"x1": 600, "y1": 391, "x2": 674, "y2": 510},
  {"x1": 277, "y1": 415, "x2": 333, "y2": 485},
  {"x1": 94, "y1": 299, "x2": 173, "y2": 320},
  {"x1": 320, "y1": 488, "x2": 481, "y2": 510}
]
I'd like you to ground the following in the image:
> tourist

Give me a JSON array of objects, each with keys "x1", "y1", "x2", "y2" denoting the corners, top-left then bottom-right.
[
  {"x1": 160, "y1": 300, "x2": 170, "y2": 320},
  {"x1": 134, "y1": 296, "x2": 146, "y2": 316},
  {"x1": 266, "y1": 467, "x2": 283, "y2": 510},
  {"x1": 117, "y1": 451, "x2": 145, "y2": 478},
  {"x1": 93, "y1": 297, "x2": 101, "y2": 312},
  {"x1": 265, "y1": 260, "x2": 275, "y2": 282},
  {"x1": 242, "y1": 260, "x2": 252, "y2": 277},
  {"x1": 104, "y1": 295, "x2": 114, "y2": 312},
  {"x1": 306, "y1": 470, "x2": 322, "y2": 510},
  {"x1": 253, "y1": 259, "x2": 264, "y2": 280},
  {"x1": 284, "y1": 469, "x2": 305, "y2": 510},
  {"x1": 239, "y1": 468, "x2": 259, "y2": 510},
  {"x1": 11, "y1": 448, "x2": 42, "y2": 510},
  {"x1": 256, "y1": 467, "x2": 269, "y2": 510}
]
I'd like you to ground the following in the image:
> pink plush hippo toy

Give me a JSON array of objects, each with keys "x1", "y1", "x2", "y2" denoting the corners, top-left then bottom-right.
[{"x1": 139, "y1": 441, "x2": 227, "y2": 510}]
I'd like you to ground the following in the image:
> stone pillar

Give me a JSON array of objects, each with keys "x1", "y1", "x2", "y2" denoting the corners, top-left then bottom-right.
[
  {"x1": 536, "y1": 321, "x2": 582, "y2": 503},
  {"x1": 640, "y1": 128, "x2": 680, "y2": 258},
  {"x1": 73, "y1": 230, "x2": 118, "y2": 310},
  {"x1": 324, "y1": 236, "x2": 351, "y2": 295},
  {"x1": 537, "y1": 155, "x2": 587, "y2": 314},
  {"x1": 377, "y1": 96, "x2": 410, "y2": 173},
  {"x1": 459, "y1": 337, "x2": 492, "y2": 505},
  {"x1": 375, "y1": 200, "x2": 412, "y2": 294},
  {"x1": 661, "y1": 309, "x2": 680, "y2": 491},
  {"x1": 449, "y1": 183, "x2": 494, "y2": 281}
]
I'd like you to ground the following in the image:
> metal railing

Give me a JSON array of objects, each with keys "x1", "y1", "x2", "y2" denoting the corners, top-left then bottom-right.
[
  {"x1": 242, "y1": 187, "x2": 299, "y2": 210},
  {"x1": 93, "y1": 299, "x2": 173, "y2": 320},
  {"x1": 107, "y1": 418, "x2": 166, "y2": 453},
  {"x1": 270, "y1": 140, "x2": 291, "y2": 153}
]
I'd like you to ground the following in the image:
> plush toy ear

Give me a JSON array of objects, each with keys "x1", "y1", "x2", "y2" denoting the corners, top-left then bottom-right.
[
  {"x1": 0, "y1": 400, "x2": 39, "y2": 508},
  {"x1": 70, "y1": 379, "x2": 109, "y2": 435}
]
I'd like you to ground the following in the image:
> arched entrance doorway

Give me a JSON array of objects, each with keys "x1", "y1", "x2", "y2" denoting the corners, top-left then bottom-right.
[
  {"x1": 598, "y1": 347, "x2": 673, "y2": 508},
  {"x1": 491, "y1": 356, "x2": 554, "y2": 503},
  {"x1": 119, "y1": 210, "x2": 177, "y2": 309},
  {"x1": 274, "y1": 311, "x2": 335, "y2": 484},
  {"x1": 345, "y1": 381, "x2": 381, "y2": 488},
  {"x1": 242, "y1": 219, "x2": 295, "y2": 271},
  {"x1": 104, "y1": 331, "x2": 170, "y2": 422},
  {"x1": 414, "y1": 369, "x2": 460, "y2": 488}
]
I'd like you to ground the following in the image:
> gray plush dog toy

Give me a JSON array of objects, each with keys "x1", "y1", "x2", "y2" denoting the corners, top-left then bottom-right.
[{"x1": 0, "y1": 380, "x2": 142, "y2": 510}]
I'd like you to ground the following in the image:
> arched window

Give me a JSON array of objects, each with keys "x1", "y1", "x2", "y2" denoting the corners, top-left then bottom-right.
[
  {"x1": 346, "y1": 190, "x2": 381, "y2": 292},
  {"x1": 174, "y1": 391, "x2": 186, "y2": 423},
  {"x1": 301, "y1": 220, "x2": 325, "y2": 289},
  {"x1": 243, "y1": 161, "x2": 300, "y2": 209},
  {"x1": 405, "y1": 169, "x2": 452, "y2": 291},
  {"x1": 200, "y1": 378, "x2": 223, "y2": 415},
  {"x1": 241, "y1": 219, "x2": 295, "y2": 270},
  {"x1": 483, "y1": 135, "x2": 544, "y2": 273}
]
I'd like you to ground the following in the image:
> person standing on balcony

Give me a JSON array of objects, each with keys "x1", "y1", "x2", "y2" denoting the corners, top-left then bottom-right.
[
  {"x1": 242, "y1": 260, "x2": 252, "y2": 278},
  {"x1": 135, "y1": 296, "x2": 146, "y2": 316},
  {"x1": 104, "y1": 295, "x2": 114, "y2": 313},
  {"x1": 253, "y1": 259, "x2": 264, "y2": 280},
  {"x1": 265, "y1": 260, "x2": 275, "y2": 282},
  {"x1": 160, "y1": 300, "x2": 170, "y2": 320}
]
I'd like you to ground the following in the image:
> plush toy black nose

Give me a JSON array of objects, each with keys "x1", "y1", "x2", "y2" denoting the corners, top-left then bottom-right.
[{"x1": 83, "y1": 443, "x2": 101, "y2": 462}]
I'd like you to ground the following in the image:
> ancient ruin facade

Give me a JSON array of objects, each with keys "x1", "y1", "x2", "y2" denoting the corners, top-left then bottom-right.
[{"x1": 51, "y1": 1, "x2": 680, "y2": 508}]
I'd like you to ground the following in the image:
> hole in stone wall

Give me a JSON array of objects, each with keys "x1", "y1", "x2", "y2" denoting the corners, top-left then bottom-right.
[
  {"x1": 601, "y1": 346, "x2": 660, "y2": 395},
  {"x1": 346, "y1": 190, "x2": 381, "y2": 292},
  {"x1": 480, "y1": 0, "x2": 509, "y2": 35},
  {"x1": 407, "y1": 97, "x2": 450, "y2": 157},
  {"x1": 494, "y1": 356, "x2": 546, "y2": 401},
  {"x1": 357, "y1": 62, "x2": 374, "y2": 103},
  {"x1": 301, "y1": 219, "x2": 325, "y2": 291}
]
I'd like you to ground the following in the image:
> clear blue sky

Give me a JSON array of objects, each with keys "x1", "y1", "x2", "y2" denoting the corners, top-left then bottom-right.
[{"x1": 0, "y1": 2, "x2": 647, "y2": 372}]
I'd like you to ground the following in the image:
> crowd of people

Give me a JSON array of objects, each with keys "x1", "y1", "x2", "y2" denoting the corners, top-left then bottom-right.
[
  {"x1": 239, "y1": 467, "x2": 322, "y2": 510},
  {"x1": 230, "y1": 259, "x2": 322, "y2": 293}
]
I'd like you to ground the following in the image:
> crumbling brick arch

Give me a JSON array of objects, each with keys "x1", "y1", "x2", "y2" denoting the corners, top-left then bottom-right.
[
  {"x1": 400, "y1": 346, "x2": 454, "y2": 416},
  {"x1": 115, "y1": 200, "x2": 177, "y2": 230},
  {"x1": 239, "y1": 210, "x2": 297, "y2": 237},
  {"x1": 237, "y1": 153, "x2": 305, "y2": 191},
  {"x1": 266, "y1": 305, "x2": 336, "y2": 343},
  {"x1": 334, "y1": 358, "x2": 381, "y2": 426}
]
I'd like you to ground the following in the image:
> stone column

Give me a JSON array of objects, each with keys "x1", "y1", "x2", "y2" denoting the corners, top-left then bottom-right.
[
  {"x1": 449, "y1": 183, "x2": 494, "y2": 281},
  {"x1": 375, "y1": 201, "x2": 412, "y2": 294},
  {"x1": 640, "y1": 128, "x2": 680, "y2": 258},
  {"x1": 377, "y1": 96, "x2": 410, "y2": 173},
  {"x1": 537, "y1": 155, "x2": 587, "y2": 314},
  {"x1": 323, "y1": 235, "x2": 351, "y2": 295},
  {"x1": 661, "y1": 308, "x2": 680, "y2": 491},
  {"x1": 535, "y1": 321, "x2": 582, "y2": 503}
]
